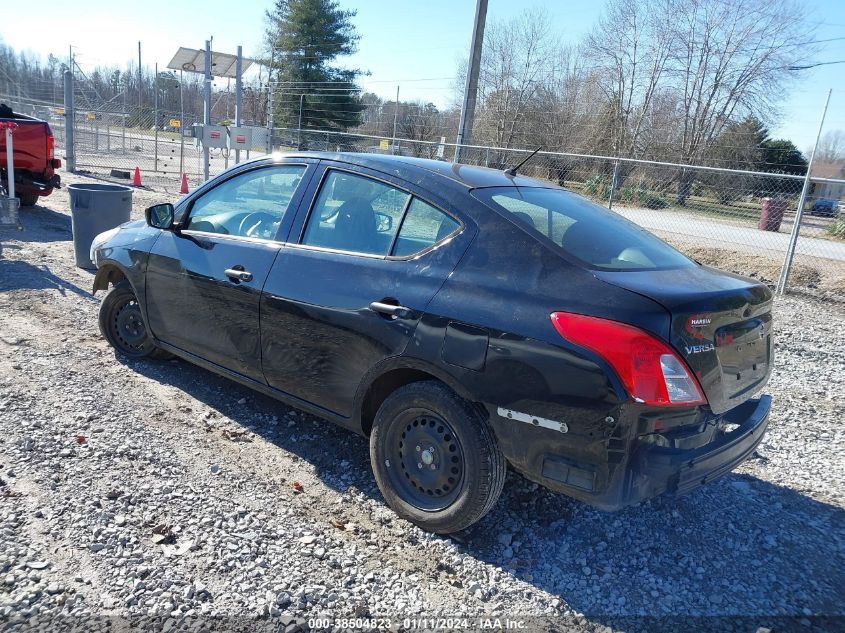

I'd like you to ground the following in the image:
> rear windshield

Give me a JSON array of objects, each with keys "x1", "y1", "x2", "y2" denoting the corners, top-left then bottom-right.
[{"x1": 472, "y1": 187, "x2": 694, "y2": 271}]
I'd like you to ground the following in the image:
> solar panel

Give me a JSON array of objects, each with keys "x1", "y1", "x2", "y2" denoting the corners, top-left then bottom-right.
[{"x1": 166, "y1": 47, "x2": 254, "y2": 78}]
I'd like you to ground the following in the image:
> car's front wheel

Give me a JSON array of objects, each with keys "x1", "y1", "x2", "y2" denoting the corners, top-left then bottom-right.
[
  {"x1": 370, "y1": 381, "x2": 506, "y2": 534},
  {"x1": 98, "y1": 281, "x2": 172, "y2": 359}
]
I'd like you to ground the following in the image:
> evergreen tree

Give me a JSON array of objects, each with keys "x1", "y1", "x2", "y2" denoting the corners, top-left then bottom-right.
[
  {"x1": 265, "y1": 0, "x2": 365, "y2": 135},
  {"x1": 760, "y1": 140, "x2": 807, "y2": 175}
]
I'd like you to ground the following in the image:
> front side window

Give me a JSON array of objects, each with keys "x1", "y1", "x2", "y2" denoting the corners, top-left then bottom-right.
[
  {"x1": 473, "y1": 187, "x2": 694, "y2": 271},
  {"x1": 302, "y1": 170, "x2": 408, "y2": 255},
  {"x1": 186, "y1": 164, "x2": 306, "y2": 240},
  {"x1": 392, "y1": 199, "x2": 460, "y2": 257}
]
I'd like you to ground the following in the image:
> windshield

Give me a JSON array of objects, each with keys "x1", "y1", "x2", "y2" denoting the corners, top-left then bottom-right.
[{"x1": 473, "y1": 187, "x2": 695, "y2": 272}]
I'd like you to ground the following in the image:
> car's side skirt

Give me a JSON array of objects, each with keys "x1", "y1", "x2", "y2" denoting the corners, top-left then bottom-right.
[{"x1": 154, "y1": 340, "x2": 362, "y2": 435}]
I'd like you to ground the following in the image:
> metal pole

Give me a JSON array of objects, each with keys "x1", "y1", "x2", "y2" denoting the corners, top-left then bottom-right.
[
  {"x1": 203, "y1": 39, "x2": 212, "y2": 181},
  {"x1": 235, "y1": 45, "x2": 242, "y2": 164},
  {"x1": 138, "y1": 41, "x2": 142, "y2": 129},
  {"x1": 122, "y1": 85, "x2": 127, "y2": 154},
  {"x1": 63, "y1": 70, "x2": 75, "y2": 172},
  {"x1": 266, "y1": 83, "x2": 274, "y2": 153},
  {"x1": 454, "y1": 0, "x2": 488, "y2": 164},
  {"x1": 179, "y1": 69, "x2": 184, "y2": 176},
  {"x1": 776, "y1": 89, "x2": 831, "y2": 295},
  {"x1": 608, "y1": 159, "x2": 621, "y2": 211},
  {"x1": 5, "y1": 128, "x2": 15, "y2": 201},
  {"x1": 391, "y1": 85, "x2": 399, "y2": 155},
  {"x1": 298, "y1": 93, "x2": 304, "y2": 150},
  {"x1": 154, "y1": 62, "x2": 159, "y2": 172}
]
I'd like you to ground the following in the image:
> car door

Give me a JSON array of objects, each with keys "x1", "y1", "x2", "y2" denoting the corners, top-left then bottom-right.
[
  {"x1": 260, "y1": 163, "x2": 474, "y2": 418},
  {"x1": 144, "y1": 161, "x2": 316, "y2": 381}
]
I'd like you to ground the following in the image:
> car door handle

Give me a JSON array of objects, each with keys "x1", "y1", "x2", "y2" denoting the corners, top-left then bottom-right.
[
  {"x1": 369, "y1": 301, "x2": 412, "y2": 319},
  {"x1": 225, "y1": 267, "x2": 253, "y2": 283}
]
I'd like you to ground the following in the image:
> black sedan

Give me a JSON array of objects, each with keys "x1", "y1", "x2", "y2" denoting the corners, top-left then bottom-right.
[{"x1": 91, "y1": 152, "x2": 773, "y2": 533}]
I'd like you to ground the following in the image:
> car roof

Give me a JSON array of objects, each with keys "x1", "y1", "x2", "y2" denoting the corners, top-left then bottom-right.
[{"x1": 274, "y1": 151, "x2": 554, "y2": 190}]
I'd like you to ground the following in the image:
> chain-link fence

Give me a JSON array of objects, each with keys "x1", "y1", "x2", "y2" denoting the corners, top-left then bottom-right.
[{"x1": 3, "y1": 88, "x2": 843, "y2": 301}]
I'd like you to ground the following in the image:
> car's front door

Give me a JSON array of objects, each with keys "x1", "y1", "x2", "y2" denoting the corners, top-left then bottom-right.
[
  {"x1": 260, "y1": 164, "x2": 474, "y2": 418},
  {"x1": 144, "y1": 161, "x2": 315, "y2": 381}
]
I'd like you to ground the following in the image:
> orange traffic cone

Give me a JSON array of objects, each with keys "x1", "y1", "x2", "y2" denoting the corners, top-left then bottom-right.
[
  {"x1": 180, "y1": 173, "x2": 189, "y2": 194},
  {"x1": 132, "y1": 166, "x2": 142, "y2": 187}
]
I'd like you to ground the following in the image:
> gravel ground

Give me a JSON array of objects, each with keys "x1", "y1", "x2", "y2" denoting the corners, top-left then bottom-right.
[{"x1": 1, "y1": 173, "x2": 844, "y2": 633}]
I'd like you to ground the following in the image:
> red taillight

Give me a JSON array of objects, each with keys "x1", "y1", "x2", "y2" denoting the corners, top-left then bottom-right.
[
  {"x1": 550, "y1": 312, "x2": 706, "y2": 406},
  {"x1": 47, "y1": 134, "x2": 55, "y2": 161}
]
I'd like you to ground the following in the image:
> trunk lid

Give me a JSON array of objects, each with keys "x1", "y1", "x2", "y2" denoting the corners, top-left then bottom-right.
[{"x1": 595, "y1": 265, "x2": 773, "y2": 415}]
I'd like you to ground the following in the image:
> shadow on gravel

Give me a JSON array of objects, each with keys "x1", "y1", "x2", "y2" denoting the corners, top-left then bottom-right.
[
  {"x1": 121, "y1": 354, "x2": 845, "y2": 626},
  {"x1": 0, "y1": 258, "x2": 94, "y2": 298},
  {"x1": 12, "y1": 204, "x2": 73, "y2": 242}
]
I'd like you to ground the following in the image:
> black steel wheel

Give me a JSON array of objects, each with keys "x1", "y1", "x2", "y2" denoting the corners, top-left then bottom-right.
[
  {"x1": 98, "y1": 281, "x2": 171, "y2": 359},
  {"x1": 385, "y1": 410, "x2": 465, "y2": 511},
  {"x1": 370, "y1": 380, "x2": 506, "y2": 533}
]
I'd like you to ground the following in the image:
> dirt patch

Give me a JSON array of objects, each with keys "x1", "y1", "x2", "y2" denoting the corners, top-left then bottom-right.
[{"x1": 666, "y1": 240, "x2": 845, "y2": 299}]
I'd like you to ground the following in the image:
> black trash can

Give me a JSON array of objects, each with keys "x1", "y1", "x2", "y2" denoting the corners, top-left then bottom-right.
[{"x1": 68, "y1": 183, "x2": 132, "y2": 269}]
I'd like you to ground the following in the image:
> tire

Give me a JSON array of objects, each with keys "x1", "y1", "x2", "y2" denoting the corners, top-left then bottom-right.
[
  {"x1": 98, "y1": 281, "x2": 172, "y2": 359},
  {"x1": 370, "y1": 380, "x2": 506, "y2": 534},
  {"x1": 18, "y1": 193, "x2": 39, "y2": 207}
]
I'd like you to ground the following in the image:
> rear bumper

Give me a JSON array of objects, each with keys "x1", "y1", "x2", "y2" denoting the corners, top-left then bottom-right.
[
  {"x1": 628, "y1": 395, "x2": 771, "y2": 502},
  {"x1": 491, "y1": 395, "x2": 771, "y2": 511}
]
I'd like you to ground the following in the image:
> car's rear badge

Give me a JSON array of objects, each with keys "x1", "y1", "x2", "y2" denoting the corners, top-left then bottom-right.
[
  {"x1": 685, "y1": 343, "x2": 715, "y2": 355},
  {"x1": 497, "y1": 407, "x2": 568, "y2": 433},
  {"x1": 685, "y1": 314, "x2": 712, "y2": 340}
]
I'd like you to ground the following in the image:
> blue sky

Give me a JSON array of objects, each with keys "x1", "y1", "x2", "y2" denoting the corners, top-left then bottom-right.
[{"x1": 3, "y1": 0, "x2": 844, "y2": 151}]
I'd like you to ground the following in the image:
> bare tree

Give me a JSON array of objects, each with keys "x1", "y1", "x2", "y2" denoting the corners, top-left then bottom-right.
[
  {"x1": 814, "y1": 130, "x2": 845, "y2": 163},
  {"x1": 398, "y1": 101, "x2": 442, "y2": 157},
  {"x1": 474, "y1": 8, "x2": 559, "y2": 150},
  {"x1": 667, "y1": 0, "x2": 814, "y2": 202},
  {"x1": 585, "y1": 0, "x2": 673, "y2": 158}
]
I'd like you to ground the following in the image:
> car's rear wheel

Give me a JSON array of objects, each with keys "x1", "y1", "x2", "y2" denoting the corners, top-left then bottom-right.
[
  {"x1": 370, "y1": 381, "x2": 506, "y2": 534},
  {"x1": 99, "y1": 281, "x2": 172, "y2": 359}
]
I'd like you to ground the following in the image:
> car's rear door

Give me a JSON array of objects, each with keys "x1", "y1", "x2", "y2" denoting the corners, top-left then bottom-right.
[
  {"x1": 260, "y1": 162, "x2": 474, "y2": 418},
  {"x1": 144, "y1": 160, "x2": 316, "y2": 381}
]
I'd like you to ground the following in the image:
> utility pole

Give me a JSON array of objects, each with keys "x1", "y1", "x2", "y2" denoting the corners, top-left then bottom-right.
[
  {"x1": 777, "y1": 89, "x2": 832, "y2": 295},
  {"x1": 454, "y1": 0, "x2": 487, "y2": 164},
  {"x1": 391, "y1": 85, "x2": 399, "y2": 155}
]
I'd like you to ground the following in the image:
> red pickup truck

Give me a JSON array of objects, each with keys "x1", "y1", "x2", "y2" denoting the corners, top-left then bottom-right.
[{"x1": 0, "y1": 103, "x2": 62, "y2": 207}]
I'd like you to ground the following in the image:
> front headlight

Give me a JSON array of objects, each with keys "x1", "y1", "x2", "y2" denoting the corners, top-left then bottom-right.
[{"x1": 89, "y1": 227, "x2": 121, "y2": 266}]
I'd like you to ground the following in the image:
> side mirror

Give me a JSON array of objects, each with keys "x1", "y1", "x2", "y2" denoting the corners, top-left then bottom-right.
[
  {"x1": 145, "y1": 203, "x2": 175, "y2": 230},
  {"x1": 375, "y1": 211, "x2": 393, "y2": 233}
]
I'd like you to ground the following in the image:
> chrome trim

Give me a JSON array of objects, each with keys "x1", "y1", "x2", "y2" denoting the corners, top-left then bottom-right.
[{"x1": 179, "y1": 230, "x2": 284, "y2": 248}]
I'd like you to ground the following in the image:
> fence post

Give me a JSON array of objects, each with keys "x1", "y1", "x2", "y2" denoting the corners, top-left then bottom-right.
[
  {"x1": 63, "y1": 70, "x2": 75, "y2": 173},
  {"x1": 154, "y1": 63, "x2": 159, "y2": 173},
  {"x1": 608, "y1": 159, "x2": 620, "y2": 211},
  {"x1": 777, "y1": 89, "x2": 831, "y2": 295}
]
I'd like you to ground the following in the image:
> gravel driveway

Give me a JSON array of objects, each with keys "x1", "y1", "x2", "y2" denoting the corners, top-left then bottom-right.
[{"x1": 1, "y1": 174, "x2": 844, "y2": 632}]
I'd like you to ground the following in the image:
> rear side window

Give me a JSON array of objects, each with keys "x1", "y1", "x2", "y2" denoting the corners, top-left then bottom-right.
[
  {"x1": 473, "y1": 187, "x2": 694, "y2": 271},
  {"x1": 302, "y1": 170, "x2": 407, "y2": 255},
  {"x1": 392, "y1": 199, "x2": 460, "y2": 257}
]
